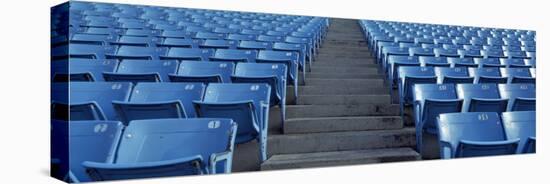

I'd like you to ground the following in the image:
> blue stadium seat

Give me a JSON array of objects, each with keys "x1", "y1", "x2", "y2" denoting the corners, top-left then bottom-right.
[
  {"x1": 194, "y1": 32, "x2": 226, "y2": 40},
  {"x1": 52, "y1": 82, "x2": 133, "y2": 121},
  {"x1": 237, "y1": 40, "x2": 272, "y2": 50},
  {"x1": 209, "y1": 49, "x2": 257, "y2": 63},
  {"x1": 434, "y1": 67, "x2": 473, "y2": 84},
  {"x1": 409, "y1": 47, "x2": 435, "y2": 57},
  {"x1": 500, "y1": 68, "x2": 535, "y2": 84},
  {"x1": 82, "y1": 118, "x2": 237, "y2": 180},
  {"x1": 52, "y1": 59, "x2": 118, "y2": 82},
  {"x1": 481, "y1": 49, "x2": 505, "y2": 58},
  {"x1": 397, "y1": 66, "x2": 437, "y2": 113},
  {"x1": 437, "y1": 112, "x2": 519, "y2": 159},
  {"x1": 232, "y1": 63, "x2": 288, "y2": 129},
  {"x1": 501, "y1": 111, "x2": 536, "y2": 153},
  {"x1": 500, "y1": 58, "x2": 529, "y2": 68},
  {"x1": 456, "y1": 83, "x2": 508, "y2": 113},
  {"x1": 469, "y1": 67, "x2": 508, "y2": 84},
  {"x1": 381, "y1": 47, "x2": 410, "y2": 71},
  {"x1": 70, "y1": 33, "x2": 115, "y2": 45},
  {"x1": 434, "y1": 48, "x2": 460, "y2": 58},
  {"x1": 413, "y1": 84, "x2": 463, "y2": 154},
  {"x1": 103, "y1": 60, "x2": 178, "y2": 83},
  {"x1": 458, "y1": 49, "x2": 483, "y2": 58},
  {"x1": 51, "y1": 120, "x2": 124, "y2": 182},
  {"x1": 498, "y1": 84, "x2": 536, "y2": 111},
  {"x1": 387, "y1": 56, "x2": 420, "y2": 87},
  {"x1": 193, "y1": 83, "x2": 271, "y2": 162},
  {"x1": 256, "y1": 50, "x2": 300, "y2": 97},
  {"x1": 68, "y1": 44, "x2": 116, "y2": 60},
  {"x1": 227, "y1": 33, "x2": 256, "y2": 41},
  {"x1": 419, "y1": 56, "x2": 450, "y2": 67},
  {"x1": 285, "y1": 36, "x2": 315, "y2": 57},
  {"x1": 106, "y1": 46, "x2": 167, "y2": 60},
  {"x1": 199, "y1": 39, "x2": 237, "y2": 49},
  {"x1": 272, "y1": 42, "x2": 310, "y2": 72},
  {"x1": 109, "y1": 35, "x2": 159, "y2": 47},
  {"x1": 112, "y1": 83, "x2": 205, "y2": 124},
  {"x1": 170, "y1": 61, "x2": 234, "y2": 84},
  {"x1": 474, "y1": 58, "x2": 504, "y2": 68},
  {"x1": 158, "y1": 38, "x2": 199, "y2": 48},
  {"x1": 161, "y1": 47, "x2": 213, "y2": 61},
  {"x1": 448, "y1": 57, "x2": 477, "y2": 67},
  {"x1": 257, "y1": 35, "x2": 284, "y2": 42}
]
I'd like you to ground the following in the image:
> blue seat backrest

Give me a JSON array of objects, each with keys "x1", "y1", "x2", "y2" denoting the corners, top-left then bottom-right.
[
  {"x1": 69, "y1": 43, "x2": 115, "y2": 59},
  {"x1": 501, "y1": 111, "x2": 536, "y2": 153},
  {"x1": 200, "y1": 39, "x2": 237, "y2": 49},
  {"x1": 414, "y1": 83, "x2": 459, "y2": 106},
  {"x1": 114, "y1": 118, "x2": 234, "y2": 164},
  {"x1": 409, "y1": 47, "x2": 435, "y2": 56},
  {"x1": 176, "y1": 61, "x2": 235, "y2": 83},
  {"x1": 211, "y1": 49, "x2": 258, "y2": 63},
  {"x1": 238, "y1": 40, "x2": 272, "y2": 50},
  {"x1": 128, "y1": 83, "x2": 205, "y2": 117},
  {"x1": 65, "y1": 120, "x2": 123, "y2": 182},
  {"x1": 500, "y1": 68, "x2": 532, "y2": 78},
  {"x1": 435, "y1": 67, "x2": 471, "y2": 83},
  {"x1": 61, "y1": 59, "x2": 118, "y2": 82},
  {"x1": 162, "y1": 47, "x2": 213, "y2": 61},
  {"x1": 438, "y1": 112, "x2": 511, "y2": 158},
  {"x1": 234, "y1": 63, "x2": 288, "y2": 103},
  {"x1": 71, "y1": 33, "x2": 114, "y2": 45},
  {"x1": 107, "y1": 45, "x2": 167, "y2": 60},
  {"x1": 419, "y1": 56, "x2": 449, "y2": 66},
  {"x1": 202, "y1": 83, "x2": 270, "y2": 117},
  {"x1": 70, "y1": 82, "x2": 133, "y2": 120},
  {"x1": 448, "y1": 57, "x2": 476, "y2": 67},
  {"x1": 498, "y1": 83, "x2": 536, "y2": 100},
  {"x1": 158, "y1": 38, "x2": 198, "y2": 48},
  {"x1": 110, "y1": 60, "x2": 178, "y2": 82}
]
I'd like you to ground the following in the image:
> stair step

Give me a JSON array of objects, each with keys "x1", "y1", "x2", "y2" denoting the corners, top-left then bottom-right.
[
  {"x1": 309, "y1": 66, "x2": 378, "y2": 73},
  {"x1": 285, "y1": 116, "x2": 403, "y2": 134},
  {"x1": 286, "y1": 104, "x2": 400, "y2": 118},
  {"x1": 297, "y1": 95, "x2": 390, "y2": 105},
  {"x1": 314, "y1": 58, "x2": 376, "y2": 63},
  {"x1": 305, "y1": 78, "x2": 383, "y2": 87},
  {"x1": 261, "y1": 148, "x2": 420, "y2": 170},
  {"x1": 288, "y1": 85, "x2": 388, "y2": 95},
  {"x1": 267, "y1": 128, "x2": 416, "y2": 155}
]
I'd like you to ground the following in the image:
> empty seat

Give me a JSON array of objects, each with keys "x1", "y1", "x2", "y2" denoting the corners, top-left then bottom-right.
[
  {"x1": 434, "y1": 67, "x2": 473, "y2": 84},
  {"x1": 413, "y1": 84, "x2": 463, "y2": 154},
  {"x1": 161, "y1": 47, "x2": 213, "y2": 61},
  {"x1": 199, "y1": 39, "x2": 237, "y2": 49},
  {"x1": 434, "y1": 48, "x2": 460, "y2": 58},
  {"x1": 103, "y1": 60, "x2": 178, "y2": 83},
  {"x1": 227, "y1": 33, "x2": 256, "y2": 41},
  {"x1": 501, "y1": 111, "x2": 536, "y2": 153},
  {"x1": 469, "y1": 67, "x2": 507, "y2": 84},
  {"x1": 256, "y1": 50, "x2": 300, "y2": 98},
  {"x1": 419, "y1": 56, "x2": 450, "y2": 67},
  {"x1": 500, "y1": 68, "x2": 535, "y2": 84},
  {"x1": 382, "y1": 47, "x2": 410, "y2": 70},
  {"x1": 409, "y1": 47, "x2": 435, "y2": 57},
  {"x1": 285, "y1": 36, "x2": 315, "y2": 57},
  {"x1": 481, "y1": 50, "x2": 506, "y2": 58},
  {"x1": 83, "y1": 118, "x2": 237, "y2": 180},
  {"x1": 500, "y1": 58, "x2": 529, "y2": 68},
  {"x1": 70, "y1": 33, "x2": 115, "y2": 45},
  {"x1": 448, "y1": 57, "x2": 477, "y2": 67},
  {"x1": 232, "y1": 63, "x2": 288, "y2": 128},
  {"x1": 474, "y1": 58, "x2": 504, "y2": 68},
  {"x1": 458, "y1": 49, "x2": 483, "y2": 58},
  {"x1": 158, "y1": 38, "x2": 199, "y2": 48},
  {"x1": 209, "y1": 49, "x2": 257, "y2": 63},
  {"x1": 193, "y1": 83, "x2": 271, "y2": 162},
  {"x1": 456, "y1": 83, "x2": 508, "y2": 113},
  {"x1": 272, "y1": 42, "x2": 309, "y2": 72},
  {"x1": 106, "y1": 46, "x2": 167, "y2": 60},
  {"x1": 52, "y1": 59, "x2": 118, "y2": 82},
  {"x1": 170, "y1": 61, "x2": 234, "y2": 83},
  {"x1": 397, "y1": 66, "x2": 437, "y2": 113},
  {"x1": 387, "y1": 56, "x2": 420, "y2": 87},
  {"x1": 68, "y1": 44, "x2": 116, "y2": 60},
  {"x1": 109, "y1": 35, "x2": 159, "y2": 47},
  {"x1": 437, "y1": 112, "x2": 519, "y2": 159},
  {"x1": 498, "y1": 84, "x2": 536, "y2": 111},
  {"x1": 194, "y1": 32, "x2": 226, "y2": 40},
  {"x1": 52, "y1": 82, "x2": 133, "y2": 121},
  {"x1": 237, "y1": 40, "x2": 272, "y2": 50},
  {"x1": 51, "y1": 120, "x2": 124, "y2": 182}
]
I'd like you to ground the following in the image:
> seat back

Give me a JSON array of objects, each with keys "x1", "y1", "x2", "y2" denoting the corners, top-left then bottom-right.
[
  {"x1": 435, "y1": 67, "x2": 473, "y2": 84},
  {"x1": 67, "y1": 82, "x2": 133, "y2": 120},
  {"x1": 469, "y1": 67, "x2": 507, "y2": 84},
  {"x1": 238, "y1": 41, "x2": 272, "y2": 50},
  {"x1": 233, "y1": 63, "x2": 288, "y2": 105},
  {"x1": 162, "y1": 48, "x2": 213, "y2": 61},
  {"x1": 174, "y1": 61, "x2": 234, "y2": 83},
  {"x1": 52, "y1": 59, "x2": 118, "y2": 82},
  {"x1": 210, "y1": 49, "x2": 257, "y2": 63},
  {"x1": 199, "y1": 39, "x2": 237, "y2": 49},
  {"x1": 398, "y1": 66, "x2": 437, "y2": 104},
  {"x1": 501, "y1": 111, "x2": 536, "y2": 153},
  {"x1": 498, "y1": 84, "x2": 536, "y2": 111},
  {"x1": 105, "y1": 60, "x2": 178, "y2": 82},
  {"x1": 456, "y1": 83, "x2": 507, "y2": 113},
  {"x1": 414, "y1": 84, "x2": 462, "y2": 132},
  {"x1": 438, "y1": 112, "x2": 516, "y2": 158}
]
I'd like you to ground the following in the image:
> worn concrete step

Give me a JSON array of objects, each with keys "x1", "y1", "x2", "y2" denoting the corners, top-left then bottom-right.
[
  {"x1": 288, "y1": 85, "x2": 388, "y2": 95},
  {"x1": 297, "y1": 95, "x2": 390, "y2": 105},
  {"x1": 309, "y1": 66, "x2": 378, "y2": 74},
  {"x1": 267, "y1": 128, "x2": 416, "y2": 155},
  {"x1": 317, "y1": 53, "x2": 372, "y2": 58},
  {"x1": 261, "y1": 148, "x2": 420, "y2": 170},
  {"x1": 315, "y1": 57, "x2": 376, "y2": 63},
  {"x1": 286, "y1": 104, "x2": 400, "y2": 118},
  {"x1": 319, "y1": 46, "x2": 370, "y2": 51},
  {"x1": 284, "y1": 116, "x2": 403, "y2": 134},
  {"x1": 309, "y1": 62, "x2": 378, "y2": 68},
  {"x1": 306, "y1": 73, "x2": 382, "y2": 79},
  {"x1": 305, "y1": 78, "x2": 384, "y2": 87}
]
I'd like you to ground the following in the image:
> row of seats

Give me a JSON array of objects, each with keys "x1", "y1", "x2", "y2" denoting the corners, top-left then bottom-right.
[
  {"x1": 52, "y1": 118, "x2": 238, "y2": 182},
  {"x1": 437, "y1": 111, "x2": 535, "y2": 158}
]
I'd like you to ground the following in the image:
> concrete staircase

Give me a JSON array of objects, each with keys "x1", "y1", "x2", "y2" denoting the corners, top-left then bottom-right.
[{"x1": 260, "y1": 18, "x2": 420, "y2": 170}]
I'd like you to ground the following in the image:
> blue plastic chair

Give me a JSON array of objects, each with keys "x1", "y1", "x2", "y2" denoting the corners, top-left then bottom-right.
[
  {"x1": 273, "y1": 42, "x2": 309, "y2": 72},
  {"x1": 498, "y1": 84, "x2": 536, "y2": 111},
  {"x1": 112, "y1": 82, "x2": 205, "y2": 124},
  {"x1": 227, "y1": 33, "x2": 256, "y2": 41},
  {"x1": 434, "y1": 48, "x2": 459, "y2": 58},
  {"x1": 52, "y1": 82, "x2": 133, "y2": 121},
  {"x1": 199, "y1": 39, "x2": 237, "y2": 49},
  {"x1": 68, "y1": 44, "x2": 116, "y2": 60},
  {"x1": 83, "y1": 118, "x2": 237, "y2": 181},
  {"x1": 194, "y1": 32, "x2": 226, "y2": 40},
  {"x1": 158, "y1": 38, "x2": 199, "y2": 48},
  {"x1": 161, "y1": 48, "x2": 213, "y2": 61},
  {"x1": 70, "y1": 33, "x2": 115, "y2": 45},
  {"x1": 500, "y1": 58, "x2": 529, "y2": 68},
  {"x1": 409, "y1": 47, "x2": 435, "y2": 57},
  {"x1": 434, "y1": 67, "x2": 473, "y2": 84},
  {"x1": 413, "y1": 84, "x2": 463, "y2": 155},
  {"x1": 109, "y1": 35, "x2": 159, "y2": 47},
  {"x1": 419, "y1": 56, "x2": 450, "y2": 67},
  {"x1": 382, "y1": 46, "x2": 410, "y2": 72},
  {"x1": 397, "y1": 66, "x2": 437, "y2": 114},
  {"x1": 169, "y1": 60, "x2": 234, "y2": 84},
  {"x1": 500, "y1": 68, "x2": 535, "y2": 84},
  {"x1": 232, "y1": 63, "x2": 288, "y2": 130},
  {"x1": 456, "y1": 83, "x2": 508, "y2": 113},
  {"x1": 51, "y1": 120, "x2": 124, "y2": 182},
  {"x1": 256, "y1": 50, "x2": 299, "y2": 98},
  {"x1": 458, "y1": 49, "x2": 483, "y2": 58},
  {"x1": 209, "y1": 49, "x2": 257, "y2": 63},
  {"x1": 106, "y1": 46, "x2": 167, "y2": 60},
  {"x1": 285, "y1": 36, "x2": 315, "y2": 57},
  {"x1": 52, "y1": 59, "x2": 118, "y2": 82},
  {"x1": 237, "y1": 40, "x2": 272, "y2": 50},
  {"x1": 469, "y1": 67, "x2": 508, "y2": 84},
  {"x1": 193, "y1": 83, "x2": 271, "y2": 162},
  {"x1": 448, "y1": 57, "x2": 477, "y2": 67},
  {"x1": 474, "y1": 58, "x2": 504, "y2": 68},
  {"x1": 437, "y1": 112, "x2": 519, "y2": 159},
  {"x1": 482, "y1": 50, "x2": 505, "y2": 58},
  {"x1": 257, "y1": 35, "x2": 284, "y2": 42},
  {"x1": 387, "y1": 56, "x2": 420, "y2": 87},
  {"x1": 501, "y1": 111, "x2": 536, "y2": 153},
  {"x1": 103, "y1": 60, "x2": 178, "y2": 83}
]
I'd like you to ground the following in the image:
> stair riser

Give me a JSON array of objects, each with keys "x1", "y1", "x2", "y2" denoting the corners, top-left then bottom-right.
[
  {"x1": 286, "y1": 104, "x2": 400, "y2": 118},
  {"x1": 288, "y1": 86, "x2": 388, "y2": 95},
  {"x1": 285, "y1": 116, "x2": 403, "y2": 134},
  {"x1": 297, "y1": 95, "x2": 390, "y2": 105}
]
